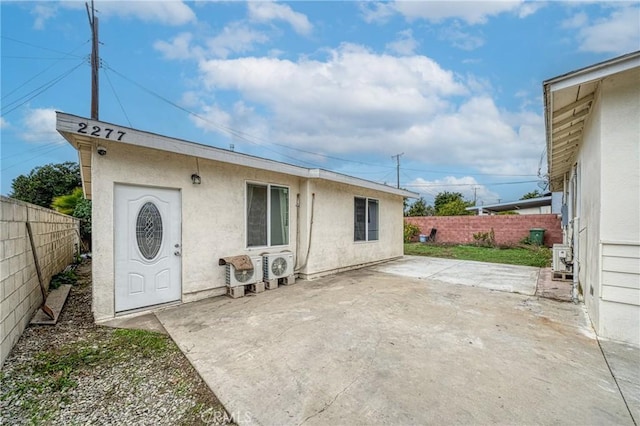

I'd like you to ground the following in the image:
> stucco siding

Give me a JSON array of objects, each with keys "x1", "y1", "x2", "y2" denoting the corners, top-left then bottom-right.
[
  {"x1": 91, "y1": 142, "x2": 302, "y2": 320},
  {"x1": 600, "y1": 69, "x2": 640, "y2": 242},
  {"x1": 90, "y1": 141, "x2": 405, "y2": 320},
  {"x1": 300, "y1": 179, "x2": 404, "y2": 279},
  {"x1": 597, "y1": 69, "x2": 640, "y2": 345}
]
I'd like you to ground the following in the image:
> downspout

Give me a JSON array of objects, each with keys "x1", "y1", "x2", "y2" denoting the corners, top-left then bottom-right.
[
  {"x1": 295, "y1": 193, "x2": 315, "y2": 273},
  {"x1": 570, "y1": 167, "x2": 579, "y2": 304}
]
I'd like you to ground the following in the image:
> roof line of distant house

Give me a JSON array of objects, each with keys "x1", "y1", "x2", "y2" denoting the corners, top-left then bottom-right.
[
  {"x1": 56, "y1": 112, "x2": 418, "y2": 199},
  {"x1": 466, "y1": 195, "x2": 553, "y2": 213}
]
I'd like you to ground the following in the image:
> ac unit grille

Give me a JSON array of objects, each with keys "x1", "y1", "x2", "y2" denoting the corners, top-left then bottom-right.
[
  {"x1": 226, "y1": 257, "x2": 263, "y2": 286},
  {"x1": 263, "y1": 253, "x2": 293, "y2": 279}
]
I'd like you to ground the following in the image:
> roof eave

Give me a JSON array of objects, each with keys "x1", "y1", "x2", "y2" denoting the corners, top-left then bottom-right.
[{"x1": 56, "y1": 112, "x2": 418, "y2": 200}]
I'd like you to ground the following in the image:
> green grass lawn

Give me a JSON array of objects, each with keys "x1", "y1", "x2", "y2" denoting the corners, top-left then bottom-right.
[{"x1": 404, "y1": 243, "x2": 552, "y2": 268}]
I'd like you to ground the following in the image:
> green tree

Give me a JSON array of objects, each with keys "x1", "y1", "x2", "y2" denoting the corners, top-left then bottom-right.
[
  {"x1": 9, "y1": 162, "x2": 81, "y2": 208},
  {"x1": 73, "y1": 197, "x2": 92, "y2": 245},
  {"x1": 51, "y1": 187, "x2": 84, "y2": 215},
  {"x1": 434, "y1": 191, "x2": 473, "y2": 215},
  {"x1": 436, "y1": 199, "x2": 474, "y2": 216},
  {"x1": 51, "y1": 187, "x2": 92, "y2": 248},
  {"x1": 405, "y1": 197, "x2": 434, "y2": 217},
  {"x1": 521, "y1": 190, "x2": 542, "y2": 200}
]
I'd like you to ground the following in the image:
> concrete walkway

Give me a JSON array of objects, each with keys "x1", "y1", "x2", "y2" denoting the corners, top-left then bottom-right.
[{"x1": 154, "y1": 257, "x2": 637, "y2": 425}]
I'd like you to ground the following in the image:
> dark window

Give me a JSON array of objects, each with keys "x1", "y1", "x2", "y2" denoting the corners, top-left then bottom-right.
[
  {"x1": 355, "y1": 197, "x2": 379, "y2": 242},
  {"x1": 247, "y1": 183, "x2": 289, "y2": 247}
]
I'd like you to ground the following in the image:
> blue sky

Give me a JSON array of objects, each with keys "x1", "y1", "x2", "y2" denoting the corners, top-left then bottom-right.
[{"x1": 1, "y1": 1, "x2": 639, "y2": 205}]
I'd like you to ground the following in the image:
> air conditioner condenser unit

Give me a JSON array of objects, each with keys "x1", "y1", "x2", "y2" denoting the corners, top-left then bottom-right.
[
  {"x1": 225, "y1": 256, "x2": 263, "y2": 298},
  {"x1": 552, "y1": 244, "x2": 572, "y2": 273},
  {"x1": 263, "y1": 252, "x2": 295, "y2": 288}
]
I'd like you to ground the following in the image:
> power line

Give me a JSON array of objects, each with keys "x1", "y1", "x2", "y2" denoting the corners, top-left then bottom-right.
[
  {"x1": 1, "y1": 35, "x2": 85, "y2": 59},
  {"x1": 405, "y1": 180, "x2": 538, "y2": 188},
  {"x1": 103, "y1": 68, "x2": 132, "y2": 127},
  {"x1": 2, "y1": 60, "x2": 86, "y2": 115},
  {"x1": 1, "y1": 145, "x2": 68, "y2": 172},
  {"x1": 104, "y1": 64, "x2": 326, "y2": 168},
  {"x1": 0, "y1": 141, "x2": 64, "y2": 161},
  {"x1": 2, "y1": 41, "x2": 89, "y2": 101},
  {"x1": 1, "y1": 56, "x2": 82, "y2": 60}
]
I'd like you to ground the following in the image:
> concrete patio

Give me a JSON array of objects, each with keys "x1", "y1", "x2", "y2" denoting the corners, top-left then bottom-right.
[{"x1": 144, "y1": 257, "x2": 639, "y2": 425}]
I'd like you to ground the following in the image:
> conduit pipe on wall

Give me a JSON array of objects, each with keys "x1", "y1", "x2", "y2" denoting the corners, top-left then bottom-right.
[{"x1": 295, "y1": 193, "x2": 315, "y2": 273}]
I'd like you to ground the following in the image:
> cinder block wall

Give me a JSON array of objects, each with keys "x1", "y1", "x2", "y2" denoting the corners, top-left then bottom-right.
[
  {"x1": 1, "y1": 196, "x2": 80, "y2": 366},
  {"x1": 405, "y1": 214, "x2": 562, "y2": 247}
]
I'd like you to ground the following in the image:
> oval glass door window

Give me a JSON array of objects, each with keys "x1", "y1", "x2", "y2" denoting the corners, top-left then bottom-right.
[{"x1": 136, "y1": 202, "x2": 163, "y2": 260}]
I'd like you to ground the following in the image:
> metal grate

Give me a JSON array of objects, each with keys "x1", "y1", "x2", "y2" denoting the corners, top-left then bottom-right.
[{"x1": 136, "y1": 202, "x2": 163, "y2": 260}]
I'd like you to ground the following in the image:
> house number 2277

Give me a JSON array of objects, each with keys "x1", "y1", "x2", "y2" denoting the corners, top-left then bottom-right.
[{"x1": 77, "y1": 122, "x2": 126, "y2": 141}]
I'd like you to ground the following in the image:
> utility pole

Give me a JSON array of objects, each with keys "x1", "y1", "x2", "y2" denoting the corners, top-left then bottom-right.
[
  {"x1": 473, "y1": 187, "x2": 477, "y2": 206},
  {"x1": 86, "y1": 0, "x2": 99, "y2": 120},
  {"x1": 392, "y1": 153, "x2": 404, "y2": 188}
]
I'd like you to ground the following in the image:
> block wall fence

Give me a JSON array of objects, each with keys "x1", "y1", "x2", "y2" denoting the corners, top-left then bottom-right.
[
  {"x1": 405, "y1": 214, "x2": 562, "y2": 247},
  {"x1": 1, "y1": 196, "x2": 80, "y2": 366}
]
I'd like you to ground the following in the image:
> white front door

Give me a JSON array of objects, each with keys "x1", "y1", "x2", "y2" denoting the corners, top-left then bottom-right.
[{"x1": 115, "y1": 185, "x2": 181, "y2": 312}]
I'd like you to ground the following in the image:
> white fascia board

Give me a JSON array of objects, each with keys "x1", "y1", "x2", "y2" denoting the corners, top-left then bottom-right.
[
  {"x1": 313, "y1": 169, "x2": 418, "y2": 198},
  {"x1": 544, "y1": 51, "x2": 640, "y2": 92},
  {"x1": 56, "y1": 112, "x2": 418, "y2": 198},
  {"x1": 56, "y1": 112, "x2": 311, "y2": 179}
]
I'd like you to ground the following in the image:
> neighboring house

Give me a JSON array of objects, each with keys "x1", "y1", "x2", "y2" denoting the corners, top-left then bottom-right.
[
  {"x1": 466, "y1": 193, "x2": 562, "y2": 215},
  {"x1": 544, "y1": 51, "x2": 640, "y2": 346},
  {"x1": 56, "y1": 112, "x2": 416, "y2": 321}
]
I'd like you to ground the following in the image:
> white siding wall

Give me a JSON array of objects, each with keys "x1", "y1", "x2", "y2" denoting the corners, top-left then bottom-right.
[
  {"x1": 576, "y1": 88, "x2": 602, "y2": 329},
  {"x1": 598, "y1": 69, "x2": 640, "y2": 345}
]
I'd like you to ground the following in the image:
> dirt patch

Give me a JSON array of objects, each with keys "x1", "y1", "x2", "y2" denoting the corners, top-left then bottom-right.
[{"x1": 1, "y1": 260, "x2": 234, "y2": 425}]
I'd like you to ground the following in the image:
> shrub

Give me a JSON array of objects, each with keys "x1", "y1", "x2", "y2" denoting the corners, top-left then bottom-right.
[
  {"x1": 404, "y1": 222, "x2": 421, "y2": 243},
  {"x1": 472, "y1": 228, "x2": 495, "y2": 247}
]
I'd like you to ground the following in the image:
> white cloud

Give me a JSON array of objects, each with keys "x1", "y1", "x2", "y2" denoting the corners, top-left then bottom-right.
[
  {"x1": 31, "y1": 4, "x2": 57, "y2": 30},
  {"x1": 364, "y1": 1, "x2": 540, "y2": 25},
  {"x1": 360, "y1": 2, "x2": 397, "y2": 24},
  {"x1": 30, "y1": 1, "x2": 196, "y2": 29},
  {"x1": 188, "y1": 44, "x2": 542, "y2": 176},
  {"x1": 561, "y1": 11, "x2": 588, "y2": 29},
  {"x1": 20, "y1": 108, "x2": 64, "y2": 143},
  {"x1": 0, "y1": 117, "x2": 8, "y2": 129},
  {"x1": 154, "y1": 24, "x2": 269, "y2": 60},
  {"x1": 386, "y1": 29, "x2": 419, "y2": 56},
  {"x1": 206, "y1": 22, "x2": 269, "y2": 58},
  {"x1": 190, "y1": 101, "x2": 269, "y2": 145},
  {"x1": 248, "y1": 1, "x2": 312, "y2": 35},
  {"x1": 574, "y1": 5, "x2": 640, "y2": 54},
  {"x1": 439, "y1": 23, "x2": 485, "y2": 50},
  {"x1": 407, "y1": 176, "x2": 500, "y2": 204},
  {"x1": 154, "y1": 32, "x2": 202, "y2": 60}
]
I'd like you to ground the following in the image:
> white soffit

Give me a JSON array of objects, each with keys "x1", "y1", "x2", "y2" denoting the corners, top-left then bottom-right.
[{"x1": 544, "y1": 51, "x2": 640, "y2": 190}]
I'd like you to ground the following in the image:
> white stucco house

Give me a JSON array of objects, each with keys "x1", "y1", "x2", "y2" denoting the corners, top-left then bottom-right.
[
  {"x1": 56, "y1": 112, "x2": 416, "y2": 321},
  {"x1": 544, "y1": 51, "x2": 640, "y2": 346}
]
